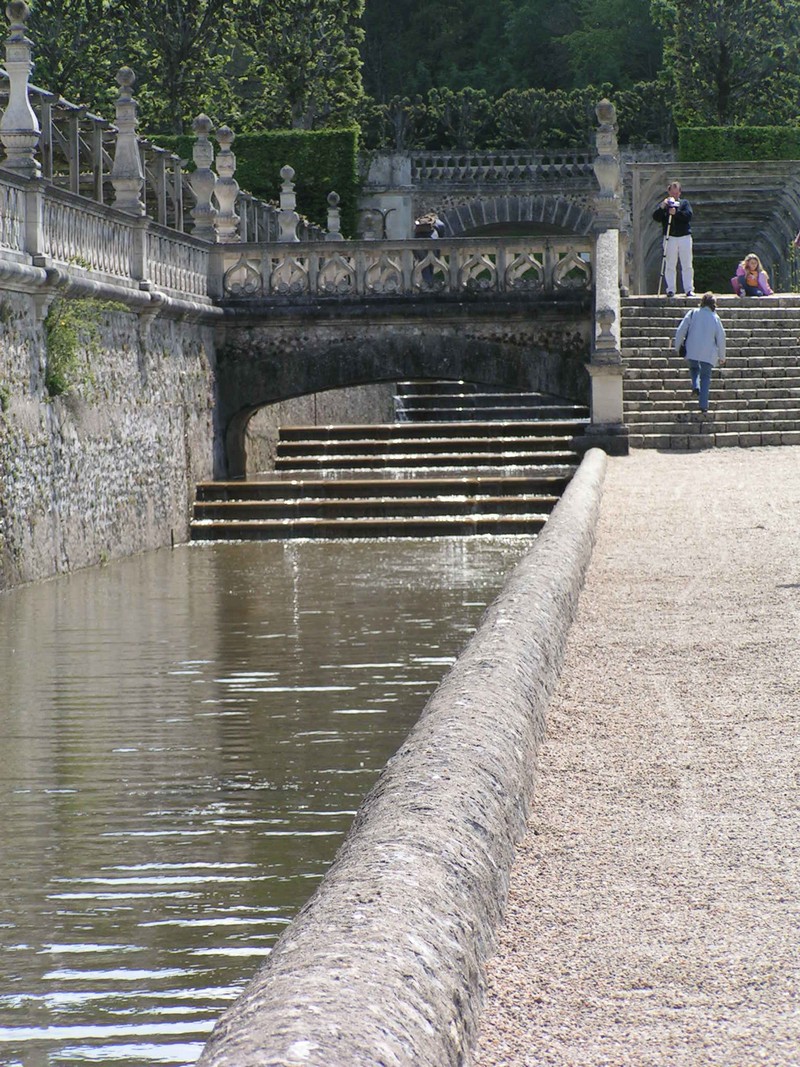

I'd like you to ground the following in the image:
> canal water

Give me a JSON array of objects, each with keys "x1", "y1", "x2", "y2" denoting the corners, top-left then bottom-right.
[{"x1": 0, "y1": 536, "x2": 531, "y2": 1066}]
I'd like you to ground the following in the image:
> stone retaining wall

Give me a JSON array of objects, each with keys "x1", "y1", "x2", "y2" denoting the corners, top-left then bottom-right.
[
  {"x1": 197, "y1": 447, "x2": 608, "y2": 1067},
  {"x1": 0, "y1": 290, "x2": 217, "y2": 590}
]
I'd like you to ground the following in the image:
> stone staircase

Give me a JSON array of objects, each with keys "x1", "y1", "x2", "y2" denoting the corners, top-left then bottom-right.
[
  {"x1": 191, "y1": 382, "x2": 589, "y2": 540},
  {"x1": 622, "y1": 295, "x2": 800, "y2": 449}
]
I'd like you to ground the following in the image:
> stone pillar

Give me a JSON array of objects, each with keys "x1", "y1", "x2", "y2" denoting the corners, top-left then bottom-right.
[
  {"x1": 326, "y1": 191, "x2": 343, "y2": 240},
  {"x1": 110, "y1": 67, "x2": 145, "y2": 215},
  {"x1": 0, "y1": 1, "x2": 40, "y2": 177},
  {"x1": 213, "y1": 125, "x2": 239, "y2": 242},
  {"x1": 277, "y1": 165, "x2": 300, "y2": 243},
  {"x1": 586, "y1": 98, "x2": 627, "y2": 454},
  {"x1": 189, "y1": 114, "x2": 217, "y2": 240}
]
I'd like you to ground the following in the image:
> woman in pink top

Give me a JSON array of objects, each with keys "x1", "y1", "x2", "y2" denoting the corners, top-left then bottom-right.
[{"x1": 731, "y1": 253, "x2": 773, "y2": 296}]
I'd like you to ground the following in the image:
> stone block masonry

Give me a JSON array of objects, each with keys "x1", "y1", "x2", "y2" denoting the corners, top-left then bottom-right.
[
  {"x1": 0, "y1": 289, "x2": 217, "y2": 590},
  {"x1": 197, "y1": 447, "x2": 607, "y2": 1067}
]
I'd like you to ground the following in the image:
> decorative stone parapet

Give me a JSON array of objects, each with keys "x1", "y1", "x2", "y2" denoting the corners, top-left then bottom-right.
[
  {"x1": 220, "y1": 235, "x2": 594, "y2": 299},
  {"x1": 0, "y1": 1, "x2": 40, "y2": 177}
]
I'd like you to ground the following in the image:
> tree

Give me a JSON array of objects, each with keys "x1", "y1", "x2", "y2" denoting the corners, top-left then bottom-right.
[
  {"x1": 653, "y1": 0, "x2": 800, "y2": 125},
  {"x1": 237, "y1": 0, "x2": 365, "y2": 130},
  {"x1": 563, "y1": 0, "x2": 661, "y2": 88}
]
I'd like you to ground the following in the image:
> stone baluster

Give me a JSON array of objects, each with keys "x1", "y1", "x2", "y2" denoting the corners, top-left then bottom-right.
[
  {"x1": 189, "y1": 114, "x2": 217, "y2": 240},
  {"x1": 586, "y1": 98, "x2": 626, "y2": 452},
  {"x1": 212, "y1": 125, "x2": 240, "y2": 242},
  {"x1": 326, "y1": 191, "x2": 343, "y2": 240},
  {"x1": 110, "y1": 67, "x2": 145, "y2": 215},
  {"x1": 277, "y1": 165, "x2": 300, "y2": 243},
  {"x1": 0, "y1": 1, "x2": 40, "y2": 176}
]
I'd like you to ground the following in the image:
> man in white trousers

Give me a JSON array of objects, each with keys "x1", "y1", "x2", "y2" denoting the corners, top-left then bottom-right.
[{"x1": 653, "y1": 180, "x2": 694, "y2": 297}]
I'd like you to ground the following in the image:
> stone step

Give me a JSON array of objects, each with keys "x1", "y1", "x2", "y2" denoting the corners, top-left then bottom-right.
[
  {"x1": 396, "y1": 406, "x2": 587, "y2": 422},
  {"x1": 190, "y1": 513, "x2": 551, "y2": 541},
  {"x1": 193, "y1": 492, "x2": 560, "y2": 523},
  {"x1": 279, "y1": 420, "x2": 587, "y2": 441},
  {"x1": 274, "y1": 449, "x2": 579, "y2": 471},
  {"x1": 195, "y1": 473, "x2": 572, "y2": 502},
  {"x1": 628, "y1": 429, "x2": 800, "y2": 450},
  {"x1": 625, "y1": 418, "x2": 800, "y2": 437},
  {"x1": 624, "y1": 395, "x2": 800, "y2": 410},
  {"x1": 276, "y1": 434, "x2": 577, "y2": 458}
]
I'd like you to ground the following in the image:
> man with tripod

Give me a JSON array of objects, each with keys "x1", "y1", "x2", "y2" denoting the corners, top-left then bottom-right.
[{"x1": 653, "y1": 180, "x2": 694, "y2": 297}]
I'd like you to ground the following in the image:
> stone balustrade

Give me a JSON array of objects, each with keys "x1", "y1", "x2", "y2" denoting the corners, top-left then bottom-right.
[
  {"x1": 219, "y1": 235, "x2": 593, "y2": 300},
  {"x1": 410, "y1": 150, "x2": 595, "y2": 185}
]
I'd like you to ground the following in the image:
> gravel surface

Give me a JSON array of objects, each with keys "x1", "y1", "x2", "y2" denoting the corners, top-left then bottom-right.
[{"x1": 473, "y1": 447, "x2": 800, "y2": 1067}]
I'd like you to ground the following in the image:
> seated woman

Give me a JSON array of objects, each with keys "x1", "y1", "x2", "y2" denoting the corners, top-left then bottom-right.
[{"x1": 731, "y1": 253, "x2": 773, "y2": 296}]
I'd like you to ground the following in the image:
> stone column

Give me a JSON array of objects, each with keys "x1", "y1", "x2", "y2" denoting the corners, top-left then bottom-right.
[
  {"x1": 586, "y1": 98, "x2": 628, "y2": 454},
  {"x1": 0, "y1": 1, "x2": 40, "y2": 177},
  {"x1": 189, "y1": 114, "x2": 217, "y2": 240},
  {"x1": 326, "y1": 191, "x2": 343, "y2": 240},
  {"x1": 110, "y1": 67, "x2": 145, "y2": 215},
  {"x1": 277, "y1": 165, "x2": 300, "y2": 242},
  {"x1": 213, "y1": 125, "x2": 239, "y2": 242}
]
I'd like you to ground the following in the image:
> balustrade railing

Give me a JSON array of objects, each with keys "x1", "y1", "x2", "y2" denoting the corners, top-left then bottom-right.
[
  {"x1": 410, "y1": 150, "x2": 595, "y2": 184},
  {"x1": 220, "y1": 236, "x2": 593, "y2": 300}
]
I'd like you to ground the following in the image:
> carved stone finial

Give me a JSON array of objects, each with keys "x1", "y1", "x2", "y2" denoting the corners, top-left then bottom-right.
[
  {"x1": 6, "y1": 1, "x2": 29, "y2": 38},
  {"x1": 213, "y1": 125, "x2": 239, "y2": 242},
  {"x1": 189, "y1": 114, "x2": 216, "y2": 240},
  {"x1": 110, "y1": 66, "x2": 145, "y2": 215},
  {"x1": 326, "y1": 190, "x2": 342, "y2": 240},
  {"x1": 278, "y1": 164, "x2": 299, "y2": 242},
  {"x1": 0, "y1": 0, "x2": 40, "y2": 176},
  {"x1": 593, "y1": 96, "x2": 622, "y2": 230}
]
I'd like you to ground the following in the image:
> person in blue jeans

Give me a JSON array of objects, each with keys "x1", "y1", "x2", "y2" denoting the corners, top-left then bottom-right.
[{"x1": 674, "y1": 291, "x2": 726, "y2": 414}]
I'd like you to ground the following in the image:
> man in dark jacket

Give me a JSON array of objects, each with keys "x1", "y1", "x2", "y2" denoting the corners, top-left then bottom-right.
[{"x1": 653, "y1": 180, "x2": 694, "y2": 297}]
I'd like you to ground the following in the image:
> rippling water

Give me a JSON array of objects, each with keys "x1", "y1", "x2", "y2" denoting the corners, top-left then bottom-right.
[{"x1": 0, "y1": 537, "x2": 530, "y2": 1066}]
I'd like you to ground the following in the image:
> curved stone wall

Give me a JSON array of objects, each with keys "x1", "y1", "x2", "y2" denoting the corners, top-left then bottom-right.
[{"x1": 197, "y1": 447, "x2": 608, "y2": 1067}]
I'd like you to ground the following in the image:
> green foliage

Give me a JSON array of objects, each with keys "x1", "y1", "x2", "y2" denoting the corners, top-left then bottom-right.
[
  {"x1": 236, "y1": 0, "x2": 365, "y2": 131},
  {"x1": 693, "y1": 256, "x2": 735, "y2": 294},
  {"x1": 28, "y1": 0, "x2": 365, "y2": 136},
  {"x1": 679, "y1": 127, "x2": 800, "y2": 161},
  {"x1": 361, "y1": 82, "x2": 673, "y2": 151},
  {"x1": 159, "y1": 128, "x2": 360, "y2": 234},
  {"x1": 360, "y1": 0, "x2": 662, "y2": 100},
  {"x1": 0, "y1": 384, "x2": 9, "y2": 413},
  {"x1": 653, "y1": 0, "x2": 800, "y2": 127},
  {"x1": 43, "y1": 298, "x2": 126, "y2": 399}
]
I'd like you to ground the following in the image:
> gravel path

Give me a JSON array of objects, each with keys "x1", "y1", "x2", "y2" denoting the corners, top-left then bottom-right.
[{"x1": 474, "y1": 447, "x2": 800, "y2": 1067}]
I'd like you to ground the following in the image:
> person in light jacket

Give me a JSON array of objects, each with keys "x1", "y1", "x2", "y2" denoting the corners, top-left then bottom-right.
[{"x1": 674, "y1": 291, "x2": 726, "y2": 414}]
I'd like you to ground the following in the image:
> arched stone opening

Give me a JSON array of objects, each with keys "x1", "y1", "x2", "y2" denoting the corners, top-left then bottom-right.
[
  {"x1": 217, "y1": 313, "x2": 591, "y2": 477},
  {"x1": 438, "y1": 195, "x2": 594, "y2": 239}
]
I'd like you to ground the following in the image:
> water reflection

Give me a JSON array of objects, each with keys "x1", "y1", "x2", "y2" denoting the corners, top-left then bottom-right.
[{"x1": 0, "y1": 537, "x2": 530, "y2": 1065}]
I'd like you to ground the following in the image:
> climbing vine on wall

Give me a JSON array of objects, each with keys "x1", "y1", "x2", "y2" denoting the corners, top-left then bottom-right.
[{"x1": 43, "y1": 298, "x2": 127, "y2": 399}]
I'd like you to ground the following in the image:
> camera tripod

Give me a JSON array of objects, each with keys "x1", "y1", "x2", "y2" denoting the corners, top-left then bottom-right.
[{"x1": 657, "y1": 211, "x2": 672, "y2": 296}]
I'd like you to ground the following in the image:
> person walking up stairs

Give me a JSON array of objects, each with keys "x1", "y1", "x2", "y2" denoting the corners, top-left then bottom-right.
[{"x1": 621, "y1": 295, "x2": 800, "y2": 450}]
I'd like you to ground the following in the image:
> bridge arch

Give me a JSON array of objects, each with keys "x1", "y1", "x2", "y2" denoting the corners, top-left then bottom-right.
[
  {"x1": 216, "y1": 298, "x2": 591, "y2": 477},
  {"x1": 437, "y1": 195, "x2": 594, "y2": 239}
]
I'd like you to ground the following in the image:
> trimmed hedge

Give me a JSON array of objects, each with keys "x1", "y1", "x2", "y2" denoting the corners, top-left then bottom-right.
[
  {"x1": 156, "y1": 127, "x2": 360, "y2": 236},
  {"x1": 679, "y1": 126, "x2": 800, "y2": 161},
  {"x1": 693, "y1": 256, "x2": 735, "y2": 295}
]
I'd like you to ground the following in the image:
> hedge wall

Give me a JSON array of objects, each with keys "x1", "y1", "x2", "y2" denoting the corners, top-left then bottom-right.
[
  {"x1": 156, "y1": 127, "x2": 360, "y2": 236},
  {"x1": 679, "y1": 127, "x2": 800, "y2": 161}
]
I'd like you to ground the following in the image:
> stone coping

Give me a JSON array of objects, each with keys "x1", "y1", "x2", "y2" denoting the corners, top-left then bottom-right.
[{"x1": 197, "y1": 447, "x2": 608, "y2": 1067}]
